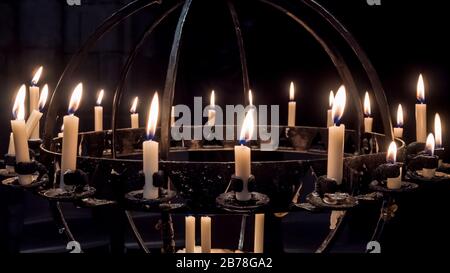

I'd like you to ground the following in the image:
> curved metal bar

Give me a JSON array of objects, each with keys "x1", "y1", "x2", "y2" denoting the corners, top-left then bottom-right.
[
  {"x1": 49, "y1": 201, "x2": 79, "y2": 250},
  {"x1": 227, "y1": 0, "x2": 251, "y2": 103},
  {"x1": 302, "y1": 0, "x2": 393, "y2": 139},
  {"x1": 259, "y1": 0, "x2": 362, "y2": 151},
  {"x1": 43, "y1": 0, "x2": 162, "y2": 150},
  {"x1": 111, "y1": 1, "x2": 184, "y2": 158},
  {"x1": 315, "y1": 211, "x2": 347, "y2": 253},
  {"x1": 125, "y1": 211, "x2": 150, "y2": 253},
  {"x1": 160, "y1": 0, "x2": 193, "y2": 159}
]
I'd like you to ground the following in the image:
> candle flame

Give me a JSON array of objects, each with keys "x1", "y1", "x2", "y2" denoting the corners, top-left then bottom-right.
[
  {"x1": 386, "y1": 141, "x2": 397, "y2": 164},
  {"x1": 417, "y1": 74, "x2": 425, "y2": 103},
  {"x1": 364, "y1": 91, "x2": 371, "y2": 116},
  {"x1": 68, "y1": 83, "x2": 83, "y2": 115},
  {"x1": 425, "y1": 133, "x2": 435, "y2": 156},
  {"x1": 239, "y1": 109, "x2": 254, "y2": 144},
  {"x1": 31, "y1": 66, "x2": 43, "y2": 85},
  {"x1": 249, "y1": 89, "x2": 253, "y2": 106},
  {"x1": 289, "y1": 82, "x2": 295, "y2": 101},
  {"x1": 435, "y1": 113, "x2": 442, "y2": 148},
  {"x1": 39, "y1": 84, "x2": 49, "y2": 111},
  {"x1": 146, "y1": 92, "x2": 159, "y2": 140},
  {"x1": 96, "y1": 89, "x2": 104, "y2": 105},
  {"x1": 331, "y1": 85, "x2": 346, "y2": 125},
  {"x1": 329, "y1": 90, "x2": 334, "y2": 109},
  {"x1": 130, "y1": 97, "x2": 138, "y2": 113},
  {"x1": 210, "y1": 90, "x2": 215, "y2": 107},
  {"x1": 397, "y1": 104, "x2": 404, "y2": 127},
  {"x1": 12, "y1": 85, "x2": 26, "y2": 120}
]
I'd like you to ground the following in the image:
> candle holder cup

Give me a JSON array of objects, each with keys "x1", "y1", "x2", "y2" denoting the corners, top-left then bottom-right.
[
  {"x1": 1, "y1": 160, "x2": 49, "y2": 189},
  {"x1": 306, "y1": 176, "x2": 358, "y2": 211},
  {"x1": 0, "y1": 154, "x2": 17, "y2": 177},
  {"x1": 38, "y1": 169, "x2": 95, "y2": 201}
]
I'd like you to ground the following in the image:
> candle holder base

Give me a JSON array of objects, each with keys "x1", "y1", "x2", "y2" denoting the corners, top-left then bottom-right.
[
  {"x1": 124, "y1": 188, "x2": 186, "y2": 212},
  {"x1": 76, "y1": 198, "x2": 118, "y2": 208},
  {"x1": 306, "y1": 192, "x2": 358, "y2": 211},
  {"x1": 215, "y1": 191, "x2": 269, "y2": 213},
  {"x1": 1, "y1": 173, "x2": 49, "y2": 190},
  {"x1": 406, "y1": 170, "x2": 450, "y2": 183},
  {"x1": 369, "y1": 180, "x2": 418, "y2": 194},
  {"x1": 38, "y1": 186, "x2": 96, "y2": 202}
]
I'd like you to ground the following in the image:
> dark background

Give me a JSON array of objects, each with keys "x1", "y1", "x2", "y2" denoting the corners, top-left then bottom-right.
[{"x1": 0, "y1": 0, "x2": 449, "y2": 253}]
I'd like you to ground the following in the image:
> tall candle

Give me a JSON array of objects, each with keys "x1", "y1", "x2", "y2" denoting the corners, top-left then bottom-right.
[
  {"x1": 25, "y1": 84, "x2": 48, "y2": 139},
  {"x1": 327, "y1": 85, "x2": 346, "y2": 184},
  {"x1": 254, "y1": 214, "x2": 265, "y2": 253},
  {"x1": 130, "y1": 96, "x2": 139, "y2": 129},
  {"x1": 185, "y1": 216, "x2": 196, "y2": 253},
  {"x1": 94, "y1": 89, "x2": 104, "y2": 131},
  {"x1": 235, "y1": 110, "x2": 254, "y2": 201},
  {"x1": 60, "y1": 83, "x2": 83, "y2": 188},
  {"x1": 29, "y1": 66, "x2": 43, "y2": 139},
  {"x1": 11, "y1": 85, "x2": 32, "y2": 185},
  {"x1": 6, "y1": 133, "x2": 15, "y2": 172},
  {"x1": 288, "y1": 82, "x2": 296, "y2": 127},
  {"x1": 415, "y1": 74, "x2": 427, "y2": 142},
  {"x1": 207, "y1": 90, "x2": 216, "y2": 126},
  {"x1": 143, "y1": 92, "x2": 159, "y2": 199},
  {"x1": 201, "y1": 216, "x2": 211, "y2": 253},
  {"x1": 327, "y1": 90, "x2": 334, "y2": 128},
  {"x1": 363, "y1": 91, "x2": 373, "y2": 133},
  {"x1": 386, "y1": 142, "x2": 401, "y2": 189},
  {"x1": 394, "y1": 104, "x2": 404, "y2": 138}
]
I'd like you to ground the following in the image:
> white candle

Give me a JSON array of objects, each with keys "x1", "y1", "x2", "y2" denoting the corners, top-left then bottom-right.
[
  {"x1": 6, "y1": 133, "x2": 15, "y2": 172},
  {"x1": 29, "y1": 66, "x2": 43, "y2": 140},
  {"x1": 143, "y1": 92, "x2": 159, "y2": 199},
  {"x1": 254, "y1": 214, "x2": 265, "y2": 253},
  {"x1": 25, "y1": 84, "x2": 48, "y2": 139},
  {"x1": 394, "y1": 104, "x2": 404, "y2": 139},
  {"x1": 235, "y1": 110, "x2": 254, "y2": 201},
  {"x1": 11, "y1": 85, "x2": 32, "y2": 185},
  {"x1": 185, "y1": 216, "x2": 196, "y2": 253},
  {"x1": 327, "y1": 90, "x2": 334, "y2": 128},
  {"x1": 363, "y1": 91, "x2": 373, "y2": 133},
  {"x1": 207, "y1": 90, "x2": 216, "y2": 126},
  {"x1": 201, "y1": 216, "x2": 211, "y2": 253},
  {"x1": 415, "y1": 74, "x2": 427, "y2": 142},
  {"x1": 58, "y1": 124, "x2": 64, "y2": 138},
  {"x1": 171, "y1": 106, "x2": 176, "y2": 127},
  {"x1": 386, "y1": 142, "x2": 401, "y2": 189},
  {"x1": 327, "y1": 85, "x2": 346, "y2": 184},
  {"x1": 60, "y1": 83, "x2": 82, "y2": 188},
  {"x1": 423, "y1": 133, "x2": 436, "y2": 178},
  {"x1": 435, "y1": 113, "x2": 442, "y2": 149},
  {"x1": 288, "y1": 82, "x2": 296, "y2": 127},
  {"x1": 130, "y1": 96, "x2": 139, "y2": 129},
  {"x1": 94, "y1": 89, "x2": 104, "y2": 131}
]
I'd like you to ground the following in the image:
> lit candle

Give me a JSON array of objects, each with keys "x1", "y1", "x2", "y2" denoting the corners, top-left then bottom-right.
[
  {"x1": 235, "y1": 110, "x2": 254, "y2": 201},
  {"x1": 386, "y1": 141, "x2": 401, "y2": 189},
  {"x1": 130, "y1": 96, "x2": 139, "y2": 129},
  {"x1": 11, "y1": 85, "x2": 32, "y2": 185},
  {"x1": 423, "y1": 133, "x2": 436, "y2": 178},
  {"x1": 394, "y1": 104, "x2": 404, "y2": 138},
  {"x1": 143, "y1": 92, "x2": 159, "y2": 199},
  {"x1": 415, "y1": 74, "x2": 427, "y2": 142},
  {"x1": 363, "y1": 91, "x2": 373, "y2": 133},
  {"x1": 25, "y1": 84, "x2": 48, "y2": 139},
  {"x1": 327, "y1": 90, "x2": 334, "y2": 128},
  {"x1": 201, "y1": 216, "x2": 211, "y2": 253},
  {"x1": 29, "y1": 66, "x2": 43, "y2": 139},
  {"x1": 327, "y1": 85, "x2": 346, "y2": 184},
  {"x1": 207, "y1": 90, "x2": 216, "y2": 126},
  {"x1": 185, "y1": 216, "x2": 196, "y2": 253},
  {"x1": 288, "y1": 82, "x2": 296, "y2": 127},
  {"x1": 60, "y1": 83, "x2": 83, "y2": 188},
  {"x1": 94, "y1": 89, "x2": 104, "y2": 131},
  {"x1": 254, "y1": 213, "x2": 265, "y2": 253}
]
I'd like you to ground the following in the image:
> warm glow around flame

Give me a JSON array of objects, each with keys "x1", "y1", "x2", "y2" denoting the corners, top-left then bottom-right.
[
  {"x1": 146, "y1": 92, "x2": 159, "y2": 139},
  {"x1": 68, "y1": 83, "x2": 83, "y2": 115},
  {"x1": 239, "y1": 109, "x2": 254, "y2": 143},
  {"x1": 210, "y1": 90, "x2": 215, "y2": 107},
  {"x1": 364, "y1": 91, "x2": 371, "y2": 116},
  {"x1": 397, "y1": 104, "x2": 404, "y2": 127},
  {"x1": 331, "y1": 85, "x2": 346, "y2": 125},
  {"x1": 31, "y1": 66, "x2": 43, "y2": 85},
  {"x1": 12, "y1": 85, "x2": 26, "y2": 120},
  {"x1": 289, "y1": 82, "x2": 295, "y2": 101},
  {"x1": 425, "y1": 133, "x2": 435, "y2": 156},
  {"x1": 435, "y1": 113, "x2": 442, "y2": 148},
  {"x1": 39, "y1": 84, "x2": 49, "y2": 111},
  {"x1": 130, "y1": 97, "x2": 138, "y2": 113},
  {"x1": 249, "y1": 89, "x2": 253, "y2": 106},
  {"x1": 417, "y1": 74, "x2": 425, "y2": 103},
  {"x1": 97, "y1": 89, "x2": 104, "y2": 105},
  {"x1": 386, "y1": 141, "x2": 397, "y2": 164},
  {"x1": 329, "y1": 90, "x2": 334, "y2": 109}
]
